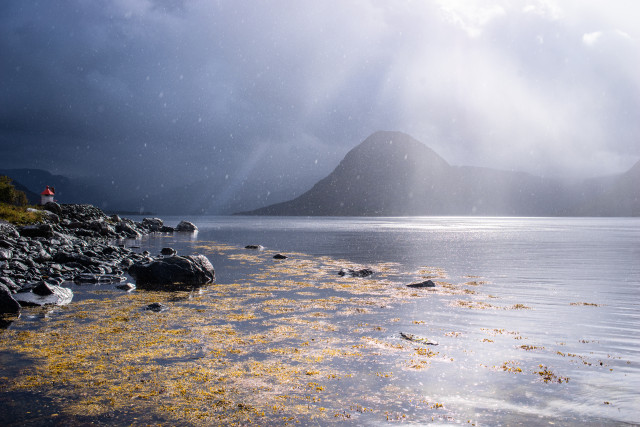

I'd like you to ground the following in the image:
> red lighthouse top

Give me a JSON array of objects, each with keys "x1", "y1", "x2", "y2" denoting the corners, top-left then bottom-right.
[{"x1": 41, "y1": 186, "x2": 55, "y2": 196}]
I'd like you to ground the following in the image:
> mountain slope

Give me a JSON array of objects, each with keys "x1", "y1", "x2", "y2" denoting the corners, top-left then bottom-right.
[
  {"x1": 241, "y1": 131, "x2": 453, "y2": 215},
  {"x1": 575, "y1": 160, "x2": 640, "y2": 216},
  {"x1": 239, "y1": 131, "x2": 635, "y2": 217}
]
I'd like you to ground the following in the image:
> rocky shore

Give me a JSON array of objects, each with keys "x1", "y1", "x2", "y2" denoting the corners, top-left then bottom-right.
[{"x1": 0, "y1": 203, "x2": 204, "y2": 316}]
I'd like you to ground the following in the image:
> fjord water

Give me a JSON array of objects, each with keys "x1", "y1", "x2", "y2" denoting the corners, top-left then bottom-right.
[
  {"x1": 149, "y1": 215, "x2": 640, "y2": 424},
  {"x1": 2, "y1": 216, "x2": 639, "y2": 425}
]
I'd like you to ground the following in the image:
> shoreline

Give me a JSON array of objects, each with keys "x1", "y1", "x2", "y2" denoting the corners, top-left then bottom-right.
[{"x1": 0, "y1": 203, "x2": 198, "y2": 317}]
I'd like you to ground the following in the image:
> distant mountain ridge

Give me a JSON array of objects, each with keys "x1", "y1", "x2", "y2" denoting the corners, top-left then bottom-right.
[
  {"x1": 239, "y1": 131, "x2": 638, "y2": 217},
  {"x1": 0, "y1": 168, "x2": 104, "y2": 207}
]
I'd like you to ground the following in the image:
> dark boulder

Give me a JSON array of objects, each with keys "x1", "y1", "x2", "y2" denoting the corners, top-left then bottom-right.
[
  {"x1": 32, "y1": 282, "x2": 55, "y2": 296},
  {"x1": 160, "y1": 225, "x2": 175, "y2": 233},
  {"x1": 0, "y1": 283, "x2": 21, "y2": 315},
  {"x1": 18, "y1": 224, "x2": 54, "y2": 238},
  {"x1": 160, "y1": 247, "x2": 176, "y2": 256},
  {"x1": 53, "y1": 251, "x2": 98, "y2": 267},
  {"x1": 273, "y1": 254, "x2": 288, "y2": 259},
  {"x1": 175, "y1": 220, "x2": 198, "y2": 232},
  {"x1": 142, "y1": 217, "x2": 164, "y2": 231},
  {"x1": 144, "y1": 302, "x2": 167, "y2": 312},
  {"x1": 43, "y1": 202, "x2": 62, "y2": 216},
  {"x1": 128, "y1": 255, "x2": 215, "y2": 290},
  {"x1": 338, "y1": 268, "x2": 374, "y2": 278},
  {"x1": 245, "y1": 245, "x2": 264, "y2": 250},
  {"x1": 115, "y1": 222, "x2": 141, "y2": 238},
  {"x1": 0, "y1": 277, "x2": 20, "y2": 292},
  {"x1": 407, "y1": 279, "x2": 436, "y2": 288}
]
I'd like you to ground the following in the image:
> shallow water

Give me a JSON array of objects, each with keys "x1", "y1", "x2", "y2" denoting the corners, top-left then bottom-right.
[{"x1": 1, "y1": 216, "x2": 639, "y2": 425}]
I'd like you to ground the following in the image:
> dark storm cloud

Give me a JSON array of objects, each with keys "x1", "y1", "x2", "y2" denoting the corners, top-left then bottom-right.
[{"x1": 1, "y1": 0, "x2": 639, "y2": 189}]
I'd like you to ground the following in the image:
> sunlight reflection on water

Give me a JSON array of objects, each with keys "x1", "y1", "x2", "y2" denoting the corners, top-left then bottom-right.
[{"x1": 1, "y1": 216, "x2": 638, "y2": 425}]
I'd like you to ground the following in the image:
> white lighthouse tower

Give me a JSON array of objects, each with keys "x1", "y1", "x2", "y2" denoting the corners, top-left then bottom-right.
[{"x1": 40, "y1": 186, "x2": 55, "y2": 205}]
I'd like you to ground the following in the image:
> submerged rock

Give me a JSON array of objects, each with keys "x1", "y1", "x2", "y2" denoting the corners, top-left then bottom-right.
[
  {"x1": 407, "y1": 279, "x2": 436, "y2": 288},
  {"x1": 144, "y1": 302, "x2": 167, "y2": 312},
  {"x1": 116, "y1": 283, "x2": 136, "y2": 291},
  {"x1": 399, "y1": 332, "x2": 438, "y2": 346},
  {"x1": 128, "y1": 255, "x2": 215, "y2": 290},
  {"x1": 245, "y1": 245, "x2": 264, "y2": 250},
  {"x1": 338, "y1": 268, "x2": 374, "y2": 278},
  {"x1": 273, "y1": 254, "x2": 288, "y2": 259}
]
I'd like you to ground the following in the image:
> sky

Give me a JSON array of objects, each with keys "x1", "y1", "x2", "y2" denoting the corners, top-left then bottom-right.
[{"x1": 1, "y1": 0, "x2": 639, "y2": 194}]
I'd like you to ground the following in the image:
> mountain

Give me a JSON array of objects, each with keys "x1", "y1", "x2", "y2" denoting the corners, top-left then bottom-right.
[
  {"x1": 239, "y1": 131, "x2": 637, "y2": 217},
  {"x1": 574, "y1": 160, "x2": 640, "y2": 216}
]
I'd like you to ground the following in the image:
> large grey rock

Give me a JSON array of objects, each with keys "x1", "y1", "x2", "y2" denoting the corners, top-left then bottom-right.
[
  {"x1": 0, "y1": 283, "x2": 21, "y2": 315},
  {"x1": 175, "y1": 220, "x2": 198, "y2": 232},
  {"x1": 128, "y1": 255, "x2": 214, "y2": 290},
  {"x1": 13, "y1": 284, "x2": 73, "y2": 307}
]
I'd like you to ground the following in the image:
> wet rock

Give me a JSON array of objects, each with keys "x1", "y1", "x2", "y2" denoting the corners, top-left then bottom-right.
[
  {"x1": 142, "y1": 217, "x2": 164, "y2": 231},
  {"x1": 115, "y1": 222, "x2": 141, "y2": 238},
  {"x1": 338, "y1": 268, "x2": 374, "y2": 278},
  {"x1": 0, "y1": 249, "x2": 12, "y2": 260},
  {"x1": 0, "y1": 277, "x2": 20, "y2": 292},
  {"x1": 128, "y1": 255, "x2": 215, "y2": 290},
  {"x1": 407, "y1": 280, "x2": 436, "y2": 288},
  {"x1": 116, "y1": 283, "x2": 136, "y2": 291},
  {"x1": 35, "y1": 249, "x2": 52, "y2": 262},
  {"x1": 32, "y1": 282, "x2": 55, "y2": 296},
  {"x1": 53, "y1": 252, "x2": 98, "y2": 267},
  {"x1": 144, "y1": 302, "x2": 167, "y2": 312},
  {"x1": 0, "y1": 224, "x2": 20, "y2": 239},
  {"x1": 43, "y1": 202, "x2": 62, "y2": 216},
  {"x1": 18, "y1": 224, "x2": 54, "y2": 238},
  {"x1": 13, "y1": 285, "x2": 73, "y2": 307},
  {"x1": 0, "y1": 283, "x2": 21, "y2": 315},
  {"x1": 175, "y1": 220, "x2": 197, "y2": 232},
  {"x1": 160, "y1": 247, "x2": 176, "y2": 256},
  {"x1": 245, "y1": 245, "x2": 264, "y2": 250},
  {"x1": 159, "y1": 226, "x2": 175, "y2": 233},
  {"x1": 38, "y1": 209, "x2": 60, "y2": 223},
  {"x1": 273, "y1": 254, "x2": 288, "y2": 259}
]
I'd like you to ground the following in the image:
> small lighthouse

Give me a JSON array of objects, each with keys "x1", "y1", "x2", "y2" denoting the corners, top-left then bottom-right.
[{"x1": 40, "y1": 186, "x2": 55, "y2": 205}]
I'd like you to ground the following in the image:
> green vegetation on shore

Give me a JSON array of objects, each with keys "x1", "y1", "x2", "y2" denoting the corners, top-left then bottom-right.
[
  {"x1": 0, "y1": 203, "x2": 42, "y2": 225},
  {"x1": 0, "y1": 175, "x2": 42, "y2": 225}
]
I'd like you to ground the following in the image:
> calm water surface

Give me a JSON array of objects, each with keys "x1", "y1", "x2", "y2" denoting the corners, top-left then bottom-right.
[{"x1": 1, "y1": 216, "x2": 638, "y2": 425}]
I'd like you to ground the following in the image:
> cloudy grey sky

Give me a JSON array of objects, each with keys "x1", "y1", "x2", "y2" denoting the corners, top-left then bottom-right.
[{"x1": 1, "y1": 0, "x2": 639, "y2": 191}]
